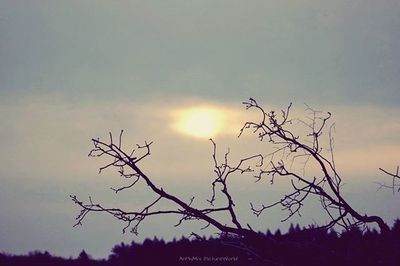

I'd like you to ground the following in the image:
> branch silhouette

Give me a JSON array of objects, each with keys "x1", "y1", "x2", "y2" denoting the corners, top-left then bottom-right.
[
  {"x1": 239, "y1": 98, "x2": 389, "y2": 233},
  {"x1": 71, "y1": 130, "x2": 268, "y2": 244},
  {"x1": 71, "y1": 98, "x2": 391, "y2": 252},
  {"x1": 377, "y1": 166, "x2": 400, "y2": 194}
]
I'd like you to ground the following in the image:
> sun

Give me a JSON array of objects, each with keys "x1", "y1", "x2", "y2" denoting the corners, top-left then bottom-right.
[{"x1": 172, "y1": 106, "x2": 225, "y2": 138}]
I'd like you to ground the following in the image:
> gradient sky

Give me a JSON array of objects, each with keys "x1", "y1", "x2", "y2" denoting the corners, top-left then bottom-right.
[{"x1": 0, "y1": 0, "x2": 399, "y2": 259}]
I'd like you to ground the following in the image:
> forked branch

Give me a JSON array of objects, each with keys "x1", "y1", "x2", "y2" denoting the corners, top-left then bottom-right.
[
  {"x1": 378, "y1": 166, "x2": 400, "y2": 194},
  {"x1": 72, "y1": 131, "x2": 268, "y2": 242},
  {"x1": 240, "y1": 98, "x2": 389, "y2": 233}
]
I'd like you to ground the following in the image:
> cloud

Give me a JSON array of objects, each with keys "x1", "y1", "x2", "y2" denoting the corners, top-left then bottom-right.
[
  {"x1": 1, "y1": 1, "x2": 400, "y2": 105},
  {"x1": 1, "y1": 94, "x2": 398, "y2": 183}
]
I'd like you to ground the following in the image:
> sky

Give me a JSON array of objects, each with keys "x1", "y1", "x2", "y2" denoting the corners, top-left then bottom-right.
[{"x1": 0, "y1": 0, "x2": 399, "y2": 259}]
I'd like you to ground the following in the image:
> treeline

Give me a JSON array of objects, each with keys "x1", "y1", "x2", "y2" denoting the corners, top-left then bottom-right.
[{"x1": 2, "y1": 220, "x2": 400, "y2": 266}]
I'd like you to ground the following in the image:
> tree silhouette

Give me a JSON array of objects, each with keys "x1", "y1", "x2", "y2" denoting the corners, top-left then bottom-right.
[
  {"x1": 77, "y1": 250, "x2": 90, "y2": 261},
  {"x1": 71, "y1": 98, "x2": 392, "y2": 257},
  {"x1": 2, "y1": 222, "x2": 400, "y2": 265}
]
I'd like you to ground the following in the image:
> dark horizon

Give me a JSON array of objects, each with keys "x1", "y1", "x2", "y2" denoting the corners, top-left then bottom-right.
[
  {"x1": 2, "y1": 221, "x2": 400, "y2": 266},
  {"x1": 0, "y1": 220, "x2": 400, "y2": 266}
]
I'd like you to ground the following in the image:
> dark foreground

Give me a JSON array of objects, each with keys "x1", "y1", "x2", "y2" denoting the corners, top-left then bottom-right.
[{"x1": 2, "y1": 222, "x2": 400, "y2": 266}]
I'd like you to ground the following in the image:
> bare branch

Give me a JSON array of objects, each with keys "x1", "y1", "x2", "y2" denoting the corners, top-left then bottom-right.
[
  {"x1": 240, "y1": 99, "x2": 390, "y2": 233},
  {"x1": 378, "y1": 166, "x2": 400, "y2": 194},
  {"x1": 73, "y1": 131, "x2": 270, "y2": 243}
]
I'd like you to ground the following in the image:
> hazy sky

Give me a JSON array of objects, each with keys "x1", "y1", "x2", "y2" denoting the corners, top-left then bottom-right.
[{"x1": 0, "y1": 0, "x2": 399, "y2": 259}]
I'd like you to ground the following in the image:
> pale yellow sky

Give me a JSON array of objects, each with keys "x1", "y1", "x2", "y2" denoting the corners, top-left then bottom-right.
[{"x1": 1, "y1": 95, "x2": 398, "y2": 183}]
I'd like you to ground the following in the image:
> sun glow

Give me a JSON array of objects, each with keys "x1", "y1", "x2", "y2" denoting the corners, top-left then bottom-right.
[{"x1": 172, "y1": 106, "x2": 226, "y2": 138}]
